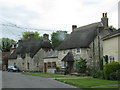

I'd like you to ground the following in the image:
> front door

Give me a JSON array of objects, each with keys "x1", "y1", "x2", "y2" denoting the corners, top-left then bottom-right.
[
  {"x1": 44, "y1": 63, "x2": 47, "y2": 73},
  {"x1": 67, "y1": 62, "x2": 74, "y2": 73}
]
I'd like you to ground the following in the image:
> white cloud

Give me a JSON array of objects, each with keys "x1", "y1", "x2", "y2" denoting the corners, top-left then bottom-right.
[{"x1": 0, "y1": 0, "x2": 119, "y2": 40}]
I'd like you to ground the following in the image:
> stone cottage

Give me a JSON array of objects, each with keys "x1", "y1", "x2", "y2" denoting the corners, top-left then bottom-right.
[
  {"x1": 43, "y1": 13, "x2": 112, "y2": 74},
  {"x1": 8, "y1": 34, "x2": 53, "y2": 72},
  {"x1": 103, "y1": 29, "x2": 120, "y2": 63},
  {"x1": 43, "y1": 50, "x2": 58, "y2": 73},
  {"x1": 44, "y1": 13, "x2": 112, "y2": 74}
]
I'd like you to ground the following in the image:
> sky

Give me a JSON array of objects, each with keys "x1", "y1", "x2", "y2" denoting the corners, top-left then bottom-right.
[{"x1": 0, "y1": 0, "x2": 119, "y2": 41}]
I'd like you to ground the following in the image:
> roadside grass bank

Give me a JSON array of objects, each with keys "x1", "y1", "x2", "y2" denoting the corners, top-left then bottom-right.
[
  {"x1": 22, "y1": 72, "x2": 80, "y2": 78},
  {"x1": 56, "y1": 78, "x2": 119, "y2": 89}
]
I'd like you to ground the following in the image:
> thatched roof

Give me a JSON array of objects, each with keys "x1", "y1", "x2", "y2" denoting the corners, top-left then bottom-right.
[
  {"x1": 9, "y1": 39, "x2": 52, "y2": 59},
  {"x1": 62, "y1": 52, "x2": 74, "y2": 62},
  {"x1": 103, "y1": 29, "x2": 120, "y2": 40},
  {"x1": 58, "y1": 22, "x2": 104, "y2": 50}
]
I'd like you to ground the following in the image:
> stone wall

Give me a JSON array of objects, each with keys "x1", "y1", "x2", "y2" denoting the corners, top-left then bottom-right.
[{"x1": 8, "y1": 48, "x2": 52, "y2": 72}]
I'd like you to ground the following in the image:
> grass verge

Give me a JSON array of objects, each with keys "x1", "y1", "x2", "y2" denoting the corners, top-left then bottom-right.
[
  {"x1": 56, "y1": 78, "x2": 119, "y2": 89},
  {"x1": 22, "y1": 72, "x2": 79, "y2": 78}
]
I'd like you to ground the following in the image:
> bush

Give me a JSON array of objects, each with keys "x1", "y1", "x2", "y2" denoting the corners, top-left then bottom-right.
[
  {"x1": 77, "y1": 58, "x2": 87, "y2": 73},
  {"x1": 104, "y1": 62, "x2": 120, "y2": 80},
  {"x1": 109, "y1": 72, "x2": 117, "y2": 80},
  {"x1": 93, "y1": 70, "x2": 104, "y2": 79},
  {"x1": 116, "y1": 69, "x2": 120, "y2": 80}
]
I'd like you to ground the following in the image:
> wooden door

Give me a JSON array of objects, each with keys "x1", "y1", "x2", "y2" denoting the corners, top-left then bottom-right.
[{"x1": 44, "y1": 63, "x2": 47, "y2": 73}]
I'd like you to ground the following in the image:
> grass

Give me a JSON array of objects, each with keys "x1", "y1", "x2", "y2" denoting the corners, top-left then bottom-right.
[
  {"x1": 22, "y1": 72, "x2": 119, "y2": 89},
  {"x1": 56, "y1": 78, "x2": 119, "y2": 89},
  {"x1": 22, "y1": 72, "x2": 78, "y2": 78}
]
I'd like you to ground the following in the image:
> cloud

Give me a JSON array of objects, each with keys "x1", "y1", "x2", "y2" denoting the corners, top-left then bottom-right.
[{"x1": 0, "y1": 0, "x2": 119, "y2": 40}]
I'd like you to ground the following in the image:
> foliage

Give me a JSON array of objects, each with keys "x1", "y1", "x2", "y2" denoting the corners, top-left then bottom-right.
[
  {"x1": 21, "y1": 32, "x2": 43, "y2": 40},
  {"x1": 77, "y1": 58, "x2": 87, "y2": 73},
  {"x1": 109, "y1": 69, "x2": 120, "y2": 81},
  {"x1": 0, "y1": 38, "x2": 16, "y2": 52},
  {"x1": 51, "y1": 30, "x2": 69, "y2": 48},
  {"x1": 109, "y1": 25, "x2": 117, "y2": 31},
  {"x1": 109, "y1": 72, "x2": 118, "y2": 80},
  {"x1": 103, "y1": 55, "x2": 108, "y2": 64},
  {"x1": 93, "y1": 70, "x2": 104, "y2": 79},
  {"x1": 104, "y1": 62, "x2": 120, "y2": 80}
]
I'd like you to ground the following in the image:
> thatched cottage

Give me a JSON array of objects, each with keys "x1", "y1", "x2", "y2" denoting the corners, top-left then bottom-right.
[
  {"x1": 8, "y1": 34, "x2": 53, "y2": 72},
  {"x1": 44, "y1": 13, "x2": 112, "y2": 74}
]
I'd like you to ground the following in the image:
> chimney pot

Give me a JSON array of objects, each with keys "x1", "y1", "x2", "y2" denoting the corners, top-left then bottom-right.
[
  {"x1": 102, "y1": 13, "x2": 104, "y2": 17},
  {"x1": 105, "y1": 13, "x2": 107, "y2": 17},
  {"x1": 72, "y1": 25, "x2": 77, "y2": 31}
]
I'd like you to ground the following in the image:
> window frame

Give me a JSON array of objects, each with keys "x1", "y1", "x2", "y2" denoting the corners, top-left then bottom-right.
[{"x1": 76, "y1": 48, "x2": 81, "y2": 54}]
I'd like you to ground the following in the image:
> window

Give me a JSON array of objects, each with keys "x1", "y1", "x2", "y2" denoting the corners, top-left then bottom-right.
[
  {"x1": 47, "y1": 62, "x2": 51, "y2": 68},
  {"x1": 76, "y1": 48, "x2": 80, "y2": 53},
  {"x1": 61, "y1": 61, "x2": 66, "y2": 68},
  {"x1": 52, "y1": 62, "x2": 56, "y2": 68},
  {"x1": 109, "y1": 56, "x2": 114, "y2": 62}
]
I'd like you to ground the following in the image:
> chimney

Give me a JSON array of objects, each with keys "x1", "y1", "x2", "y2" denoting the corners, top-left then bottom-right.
[
  {"x1": 10, "y1": 44, "x2": 16, "y2": 54},
  {"x1": 72, "y1": 25, "x2": 77, "y2": 31},
  {"x1": 101, "y1": 13, "x2": 108, "y2": 29},
  {"x1": 43, "y1": 34, "x2": 49, "y2": 40}
]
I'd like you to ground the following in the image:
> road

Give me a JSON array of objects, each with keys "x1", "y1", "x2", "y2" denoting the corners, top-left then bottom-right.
[{"x1": 2, "y1": 71, "x2": 77, "y2": 88}]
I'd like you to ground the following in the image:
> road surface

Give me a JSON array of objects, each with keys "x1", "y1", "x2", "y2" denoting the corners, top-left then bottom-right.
[{"x1": 2, "y1": 71, "x2": 77, "y2": 88}]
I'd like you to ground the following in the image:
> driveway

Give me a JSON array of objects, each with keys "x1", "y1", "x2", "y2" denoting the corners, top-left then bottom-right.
[{"x1": 2, "y1": 71, "x2": 78, "y2": 88}]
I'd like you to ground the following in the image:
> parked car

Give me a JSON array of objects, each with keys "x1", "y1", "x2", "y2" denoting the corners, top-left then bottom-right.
[{"x1": 8, "y1": 66, "x2": 20, "y2": 72}]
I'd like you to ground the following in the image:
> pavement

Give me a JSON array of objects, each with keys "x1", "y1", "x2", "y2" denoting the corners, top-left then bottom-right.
[{"x1": 2, "y1": 71, "x2": 79, "y2": 88}]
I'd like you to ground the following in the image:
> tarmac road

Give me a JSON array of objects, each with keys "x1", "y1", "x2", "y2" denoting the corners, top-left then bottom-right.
[{"x1": 2, "y1": 71, "x2": 77, "y2": 88}]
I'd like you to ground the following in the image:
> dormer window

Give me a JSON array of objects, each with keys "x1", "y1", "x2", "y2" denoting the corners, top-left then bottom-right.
[{"x1": 76, "y1": 48, "x2": 81, "y2": 54}]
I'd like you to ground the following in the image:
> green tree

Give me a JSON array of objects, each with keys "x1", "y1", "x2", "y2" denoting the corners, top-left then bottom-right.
[
  {"x1": 109, "y1": 26, "x2": 117, "y2": 31},
  {"x1": 51, "y1": 30, "x2": 69, "y2": 48},
  {"x1": 0, "y1": 38, "x2": 16, "y2": 52},
  {"x1": 21, "y1": 32, "x2": 43, "y2": 40},
  {"x1": 77, "y1": 58, "x2": 87, "y2": 73}
]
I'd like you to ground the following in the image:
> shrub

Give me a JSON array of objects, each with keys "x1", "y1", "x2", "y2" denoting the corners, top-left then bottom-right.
[
  {"x1": 77, "y1": 58, "x2": 87, "y2": 73},
  {"x1": 104, "y1": 62, "x2": 120, "y2": 80},
  {"x1": 93, "y1": 70, "x2": 104, "y2": 79},
  {"x1": 109, "y1": 72, "x2": 117, "y2": 80},
  {"x1": 116, "y1": 69, "x2": 120, "y2": 81}
]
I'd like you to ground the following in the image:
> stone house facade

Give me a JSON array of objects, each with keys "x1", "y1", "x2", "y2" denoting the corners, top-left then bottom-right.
[
  {"x1": 57, "y1": 13, "x2": 112, "y2": 73},
  {"x1": 103, "y1": 29, "x2": 120, "y2": 63},
  {"x1": 8, "y1": 34, "x2": 53, "y2": 72},
  {"x1": 43, "y1": 13, "x2": 112, "y2": 74}
]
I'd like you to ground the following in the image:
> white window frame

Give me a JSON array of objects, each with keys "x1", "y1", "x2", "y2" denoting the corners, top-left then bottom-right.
[
  {"x1": 61, "y1": 61, "x2": 66, "y2": 68},
  {"x1": 76, "y1": 48, "x2": 81, "y2": 54}
]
